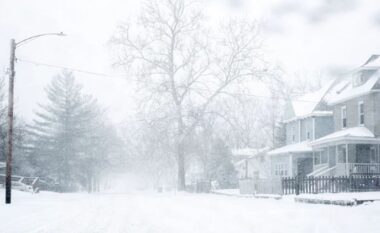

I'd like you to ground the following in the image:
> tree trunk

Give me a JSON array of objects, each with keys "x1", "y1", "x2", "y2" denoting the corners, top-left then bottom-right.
[
  {"x1": 177, "y1": 117, "x2": 186, "y2": 191},
  {"x1": 177, "y1": 145, "x2": 185, "y2": 190}
]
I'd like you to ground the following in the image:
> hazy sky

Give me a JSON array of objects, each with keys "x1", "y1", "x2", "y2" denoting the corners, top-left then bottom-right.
[{"x1": 1, "y1": 0, "x2": 380, "y2": 123}]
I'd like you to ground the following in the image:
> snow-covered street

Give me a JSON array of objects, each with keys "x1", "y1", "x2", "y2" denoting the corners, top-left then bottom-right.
[{"x1": 1, "y1": 191, "x2": 380, "y2": 233}]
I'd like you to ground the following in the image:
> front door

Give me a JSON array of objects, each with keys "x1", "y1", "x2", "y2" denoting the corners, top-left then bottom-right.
[{"x1": 297, "y1": 157, "x2": 313, "y2": 177}]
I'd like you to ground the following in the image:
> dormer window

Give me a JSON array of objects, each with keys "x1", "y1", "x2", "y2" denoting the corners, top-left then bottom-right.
[
  {"x1": 358, "y1": 101, "x2": 364, "y2": 125},
  {"x1": 353, "y1": 72, "x2": 365, "y2": 86},
  {"x1": 353, "y1": 70, "x2": 375, "y2": 87},
  {"x1": 342, "y1": 106, "x2": 347, "y2": 128}
]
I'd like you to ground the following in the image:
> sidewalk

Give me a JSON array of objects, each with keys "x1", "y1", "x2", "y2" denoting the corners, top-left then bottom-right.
[
  {"x1": 294, "y1": 192, "x2": 380, "y2": 206},
  {"x1": 211, "y1": 189, "x2": 282, "y2": 200}
]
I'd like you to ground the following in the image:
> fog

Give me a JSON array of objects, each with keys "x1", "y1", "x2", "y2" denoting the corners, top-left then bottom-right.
[{"x1": 1, "y1": 1, "x2": 380, "y2": 232}]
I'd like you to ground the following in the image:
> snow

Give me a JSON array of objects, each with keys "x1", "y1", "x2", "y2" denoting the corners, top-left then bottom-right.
[
  {"x1": 310, "y1": 126, "x2": 379, "y2": 146},
  {"x1": 2, "y1": 190, "x2": 380, "y2": 233},
  {"x1": 267, "y1": 141, "x2": 312, "y2": 156},
  {"x1": 297, "y1": 192, "x2": 380, "y2": 202},
  {"x1": 0, "y1": 162, "x2": 5, "y2": 168},
  {"x1": 362, "y1": 55, "x2": 380, "y2": 68},
  {"x1": 232, "y1": 147, "x2": 269, "y2": 158},
  {"x1": 328, "y1": 73, "x2": 379, "y2": 105},
  {"x1": 290, "y1": 80, "x2": 334, "y2": 118}
]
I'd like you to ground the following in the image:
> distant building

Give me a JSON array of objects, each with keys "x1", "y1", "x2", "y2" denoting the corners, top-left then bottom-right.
[{"x1": 232, "y1": 147, "x2": 270, "y2": 179}]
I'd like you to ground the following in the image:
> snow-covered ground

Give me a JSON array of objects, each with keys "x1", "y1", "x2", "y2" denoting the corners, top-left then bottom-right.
[
  {"x1": 1, "y1": 190, "x2": 380, "y2": 233},
  {"x1": 296, "y1": 192, "x2": 380, "y2": 201}
]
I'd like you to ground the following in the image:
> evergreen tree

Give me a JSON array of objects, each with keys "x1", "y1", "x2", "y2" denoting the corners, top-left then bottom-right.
[
  {"x1": 0, "y1": 77, "x2": 7, "y2": 163},
  {"x1": 27, "y1": 70, "x2": 107, "y2": 192},
  {"x1": 0, "y1": 76, "x2": 26, "y2": 175},
  {"x1": 208, "y1": 138, "x2": 237, "y2": 189}
]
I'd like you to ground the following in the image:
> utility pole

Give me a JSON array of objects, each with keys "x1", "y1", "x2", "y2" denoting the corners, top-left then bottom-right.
[
  {"x1": 4, "y1": 32, "x2": 65, "y2": 204},
  {"x1": 5, "y1": 39, "x2": 16, "y2": 204}
]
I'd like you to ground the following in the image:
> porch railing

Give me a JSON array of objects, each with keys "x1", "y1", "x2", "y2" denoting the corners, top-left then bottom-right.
[
  {"x1": 348, "y1": 163, "x2": 380, "y2": 174},
  {"x1": 335, "y1": 163, "x2": 380, "y2": 176}
]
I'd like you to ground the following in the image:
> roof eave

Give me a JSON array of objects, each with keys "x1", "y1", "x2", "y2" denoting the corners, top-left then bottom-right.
[{"x1": 310, "y1": 136, "x2": 380, "y2": 147}]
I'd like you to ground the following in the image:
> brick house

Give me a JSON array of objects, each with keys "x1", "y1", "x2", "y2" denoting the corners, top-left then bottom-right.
[{"x1": 310, "y1": 55, "x2": 380, "y2": 176}]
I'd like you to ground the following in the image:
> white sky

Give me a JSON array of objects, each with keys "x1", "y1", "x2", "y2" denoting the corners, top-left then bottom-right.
[{"x1": 1, "y1": 0, "x2": 380, "y2": 123}]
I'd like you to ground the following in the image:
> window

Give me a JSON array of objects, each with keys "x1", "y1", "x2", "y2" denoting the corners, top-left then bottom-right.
[
  {"x1": 341, "y1": 106, "x2": 347, "y2": 128},
  {"x1": 358, "y1": 101, "x2": 364, "y2": 125},
  {"x1": 274, "y1": 164, "x2": 288, "y2": 177},
  {"x1": 292, "y1": 126, "x2": 295, "y2": 142}
]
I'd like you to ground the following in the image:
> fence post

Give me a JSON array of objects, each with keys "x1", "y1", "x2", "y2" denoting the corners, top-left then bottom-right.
[{"x1": 295, "y1": 175, "x2": 300, "y2": 195}]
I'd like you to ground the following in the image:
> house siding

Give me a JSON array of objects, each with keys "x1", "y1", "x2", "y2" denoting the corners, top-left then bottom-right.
[
  {"x1": 270, "y1": 155, "x2": 291, "y2": 177},
  {"x1": 315, "y1": 116, "x2": 334, "y2": 139},
  {"x1": 333, "y1": 93, "x2": 378, "y2": 135},
  {"x1": 286, "y1": 121, "x2": 300, "y2": 145},
  {"x1": 300, "y1": 118, "x2": 313, "y2": 141},
  {"x1": 374, "y1": 92, "x2": 380, "y2": 137}
]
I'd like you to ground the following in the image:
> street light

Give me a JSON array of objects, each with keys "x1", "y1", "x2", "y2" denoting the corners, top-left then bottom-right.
[{"x1": 5, "y1": 32, "x2": 65, "y2": 204}]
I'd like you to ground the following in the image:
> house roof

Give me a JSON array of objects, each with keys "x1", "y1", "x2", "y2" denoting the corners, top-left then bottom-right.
[
  {"x1": 285, "y1": 80, "x2": 335, "y2": 122},
  {"x1": 0, "y1": 162, "x2": 5, "y2": 168},
  {"x1": 327, "y1": 73, "x2": 379, "y2": 105},
  {"x1": 232, "y1": 147, "x2": 269, "y2": 159},
  {"x1": 327, "y1": 55, "x2": 380, "y2": 105},
  {"x1": 292, "y1": 81, "x2": 333, "y2": 117},
  {"x1": 310, "y1": 126, "x2": 380, "y2": 146},
  {"x1": 267, "y1": 141, "x2": 312, "y2": 156},
  {"x1": 362, "y1": 54, "x2": 380, "y2": 69}
]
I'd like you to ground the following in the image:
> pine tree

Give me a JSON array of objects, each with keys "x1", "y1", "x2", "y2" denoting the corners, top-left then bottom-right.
[
  {"x1": 27, "y1": 70, "x2": 105, "y2": 192},
  {"x1": 0, "y1": 77, "x2": 7, "y2": 164},
  {"x1": 0, "y1": 76, "x2": 26, "y2": 175},
  {"x1": 208, "y1": 138, "x2": 237, "y2": 189}
]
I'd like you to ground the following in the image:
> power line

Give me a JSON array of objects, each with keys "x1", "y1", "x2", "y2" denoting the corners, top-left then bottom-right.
[
  {"x1": 16, "y1": 58, "x2": 321, "y2": 103},
  {"x1": 17, "y1": 58, "x2": 127, "y2": 79}
]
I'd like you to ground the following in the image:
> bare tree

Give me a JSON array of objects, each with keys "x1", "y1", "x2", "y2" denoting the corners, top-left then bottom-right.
[{"x1": 111, "y1": 0, "x2": 263, "y2": 190}]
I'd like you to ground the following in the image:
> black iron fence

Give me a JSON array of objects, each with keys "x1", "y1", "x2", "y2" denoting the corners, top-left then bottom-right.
[{"x1": 282, "y1": 173, "x2": 380, "y2": 195}]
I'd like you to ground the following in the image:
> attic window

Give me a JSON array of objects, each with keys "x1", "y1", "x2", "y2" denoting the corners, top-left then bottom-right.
[{"x1": 353, "y1": 72, "x2": 365, "y2": 86}]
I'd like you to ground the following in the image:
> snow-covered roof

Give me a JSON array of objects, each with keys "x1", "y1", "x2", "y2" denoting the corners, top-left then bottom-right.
[
  {"x1": 283, "y1": 111, "x2": 333, "y2": 123},
  {"x1": 310, "y1": 126, "x2": 380, "y2": 146},
  {"x1": 232, "y1": 147, "x2": 269, "y2": 158},
  {"x1": 267, "y1": 141, "x2": 312, "y2": 156},
  {"x1": 362, "y1": 54, "x2": 380, "y2": 69},
  {"x1": 0, "y1": 162, "x2": 5, "y2": 168},
  {"x1": 328, "y1": 73, "x2": 379, "y2": 105},
  {"x1": 286, "y1": 80, "x2": 335, "y2": 121}
]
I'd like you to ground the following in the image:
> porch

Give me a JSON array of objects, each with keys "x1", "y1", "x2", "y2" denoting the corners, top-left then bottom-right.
[{"x1": 311, "y1": 144, "x2": 380, "y2": 176}]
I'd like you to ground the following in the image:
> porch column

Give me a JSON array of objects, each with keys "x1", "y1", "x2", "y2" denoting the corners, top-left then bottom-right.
[
  {"x1": 345, "y1": 143, "x2": 349, "y2": 176},
  {"x1": 327, "y1": 145, "x2": 330, "y2": 166},
  {"x1": 289, "y1": 154, "x2": 293, "y2": 177}
]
